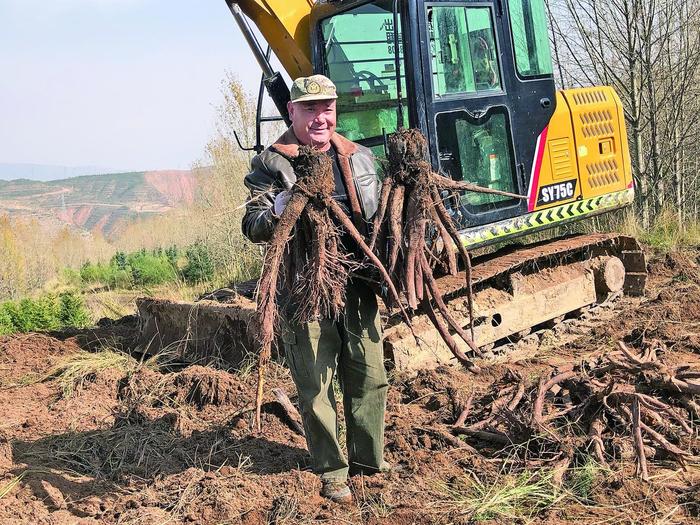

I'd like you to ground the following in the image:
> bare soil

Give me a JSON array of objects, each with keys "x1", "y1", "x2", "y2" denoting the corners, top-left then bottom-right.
[{"x1": 1, "y1": 249, "x2": 700, "y2": 524}]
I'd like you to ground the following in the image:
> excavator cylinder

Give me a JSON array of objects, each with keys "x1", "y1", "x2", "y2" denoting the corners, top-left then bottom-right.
[{"x1": 227, "y1": 2, "x2": 290, "y2": 123}]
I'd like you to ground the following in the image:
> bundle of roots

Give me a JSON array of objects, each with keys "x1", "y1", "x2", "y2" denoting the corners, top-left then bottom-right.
[
  {"x1": 451, "y1": 340, "x2": 700, "y2": 484},
  {"x1": 370, "y1": 129, "x2": 525, "y2": 371},
  {"x1": 254, "y1": 146, "x2": 411, "y2": 431}
]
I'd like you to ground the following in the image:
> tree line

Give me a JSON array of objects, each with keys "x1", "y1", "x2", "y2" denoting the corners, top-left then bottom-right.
[{"x1": 548, "y1": 0, "x2": 700, "y2": 227}]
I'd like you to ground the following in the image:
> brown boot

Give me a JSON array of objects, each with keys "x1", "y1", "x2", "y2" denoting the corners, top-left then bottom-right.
[{"x1": 321, "y1": 480, "x2": 353, "y2": 504}]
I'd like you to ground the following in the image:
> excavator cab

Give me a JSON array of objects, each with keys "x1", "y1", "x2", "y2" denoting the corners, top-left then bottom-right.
[{"x1": 311, "y1": 0, "x2": 556, "y2": 231}]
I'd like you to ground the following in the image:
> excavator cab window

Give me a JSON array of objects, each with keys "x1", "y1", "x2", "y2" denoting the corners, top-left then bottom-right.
[
  {"x1": 437, "y1": 109, "x2": 517, "y2": 210},
  {"x1": 508, "y1": 0, "x2": 553, "y2": 77},
  {"x1": 320, "y1": 0, "x2": 408, "y2": 145},
  {"x1": 428, "y1": 6, "x2": 501, "y2": 96},
  {"x1": 425, "y1": 4, "x2": 517, "y2": 213}
]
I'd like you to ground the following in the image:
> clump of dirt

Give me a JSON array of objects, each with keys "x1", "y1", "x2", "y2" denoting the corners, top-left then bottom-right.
[{"x1": 173, "y1": 365, "x2": 248, "y2": 408}]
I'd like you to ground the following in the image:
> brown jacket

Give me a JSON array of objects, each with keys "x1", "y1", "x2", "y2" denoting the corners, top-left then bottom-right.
[{"x1": 241, "y1": 128, "x2": 379, "y2": 244}]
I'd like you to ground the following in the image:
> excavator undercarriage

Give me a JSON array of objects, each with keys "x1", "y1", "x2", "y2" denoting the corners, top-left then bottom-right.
[{"x1": 136, "y1": 233, "x2": 646, "y2": 372}]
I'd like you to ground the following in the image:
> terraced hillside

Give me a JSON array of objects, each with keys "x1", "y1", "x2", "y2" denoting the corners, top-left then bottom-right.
[{"x1": 0, "y1": 170, "x2": 198, "y2": 237}]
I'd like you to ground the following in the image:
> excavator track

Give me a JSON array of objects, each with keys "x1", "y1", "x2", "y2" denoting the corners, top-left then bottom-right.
[
  {"x1": 385, "y1": 233, "x2": 646, "y2": 371},
  {"x1": 135, "y1": 233, "x2": 646, "y2": 371}
]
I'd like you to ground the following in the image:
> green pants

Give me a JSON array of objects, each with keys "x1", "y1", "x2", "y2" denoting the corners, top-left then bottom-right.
[{"x1": 282, "y1": 280, "x2": 388, "y2": 482}]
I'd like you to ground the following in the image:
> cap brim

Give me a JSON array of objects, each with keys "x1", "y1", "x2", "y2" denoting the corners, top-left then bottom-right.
[{"x1": 291, "y1": 94, "x2": 338, "y2": 103}]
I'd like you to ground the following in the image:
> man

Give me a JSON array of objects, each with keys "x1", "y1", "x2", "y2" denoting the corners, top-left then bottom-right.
[{"x1": 242, "y1": 75, "x2": 387, "y2": 504}]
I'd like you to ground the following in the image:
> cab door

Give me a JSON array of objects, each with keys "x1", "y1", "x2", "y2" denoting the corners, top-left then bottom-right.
[{"x1": 417, "y1": 0, "x2": 556, "y2": 229}]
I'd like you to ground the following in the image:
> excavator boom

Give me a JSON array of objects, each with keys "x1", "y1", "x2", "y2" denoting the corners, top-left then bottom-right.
[{"x1": 227, "y1": 0, "x2": 313, "y2": 79}]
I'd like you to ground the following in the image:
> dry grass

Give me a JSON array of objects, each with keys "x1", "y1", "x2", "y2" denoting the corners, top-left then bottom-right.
[
  {"x1": 267, "y1": 495, "x2": 300, "y2": 525},
  {"x1": 0, "y1": 471, "x2": 27, "y2": 500},
  {"x1": 434, "y1": 469, "x2": 565, "y2": 522},
  {"x1": 357, "y1": 490, "x2": 392, "y2": 521},
  {"x1": 586, "y1": 207, "x2": 700, "y2": 252},
  {"x1": 43, "y1": 345, "x2": 162, "y2": 398},
  {"x1": 19, "y1": 426, "x2": 178, "y2": 481}
]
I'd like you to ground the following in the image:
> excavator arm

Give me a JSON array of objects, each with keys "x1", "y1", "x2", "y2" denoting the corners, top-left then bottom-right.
[{"x1": 226, "y1": 0, "x2": 314, "y2": 79}]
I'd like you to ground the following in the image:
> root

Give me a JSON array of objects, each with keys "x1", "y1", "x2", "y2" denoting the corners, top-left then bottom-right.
[
  {"x1": 272, "y1": 388, "x2": 305, "y2": 437},
  {"x1": 369, "y1": 178, "x2": 393, "y2": 251},
  {"x1": 420, "y1": 253, "x2": 482, "y2": 357},
  {"x1": 327, "y1": 198, "x2": 414, "y2": 332},
  {"x1": 632, "y1": 397, "x2": 649, "y2": 481},
  {"x1": 431, "y1": 172, "x2": 527, "y2": 200},
  {"x1": 453, "y1": 340, "x2": 698, "y2": 482},
  {"x1": 372, "y1": 128, "x2": 525, "y2": 369},
  {"x1": 292, "y1": 206, "x2": 350, "y2": 324},
  {"x1": 255, "y1": 191, "x2": 309, "y2": 431},
  {"x1": 387, "y1": 185, "x2": 405, "y2": 276},
  {"x1": 423, "y1": 290, "x2": 480, "y2": 373}
]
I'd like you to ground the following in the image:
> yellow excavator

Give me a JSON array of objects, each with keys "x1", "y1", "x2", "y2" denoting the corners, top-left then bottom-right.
[{"x1": 137, "y1": 0, "x2": 646, "y2": 370}]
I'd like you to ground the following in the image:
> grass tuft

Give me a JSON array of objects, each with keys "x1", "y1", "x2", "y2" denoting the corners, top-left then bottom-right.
[
  {"x1": 568, "y1": 457, "x2": 608, "y2": 502},
  {"x1": 44, "y1": 347, "x2": 160, "y2": 398},
  {"x1": 359, "y1": 491, "x2": 393, "y2": 520},
  {"x1": 435, "y1": 469, "x2": 564, "y2": 521}
]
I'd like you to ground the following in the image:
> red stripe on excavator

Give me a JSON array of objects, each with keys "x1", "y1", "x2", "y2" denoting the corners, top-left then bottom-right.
[{"x1": 527, "y1": 126, "x2": 549, "y2": 212}]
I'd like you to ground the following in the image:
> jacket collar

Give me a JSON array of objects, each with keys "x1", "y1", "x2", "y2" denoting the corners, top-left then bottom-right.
[{"x1": 271, "y1": 127, "x2": 358, "y2": 159}]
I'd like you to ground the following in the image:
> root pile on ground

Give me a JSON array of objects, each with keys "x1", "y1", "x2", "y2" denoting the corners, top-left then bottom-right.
[
  {"x1": 453, "y1": 340, "x2": 700, "y2": 483},
  {"x1": 254, "y1": 146, "x2": 411, "y2": 431},
  {"x1": 371, "y1": 129, "x2": 525, "y2": 371}
]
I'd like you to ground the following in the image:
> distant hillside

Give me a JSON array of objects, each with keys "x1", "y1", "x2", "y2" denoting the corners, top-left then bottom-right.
[
  {"x1": 0, "y1": 170, "x2": 197, "y2": 238},
  {"x1": 0, "y1": 163, "x2": 121, "y2": 181}
]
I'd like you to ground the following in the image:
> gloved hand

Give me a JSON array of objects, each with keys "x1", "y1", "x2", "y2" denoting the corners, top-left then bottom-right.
[{"x1": 273, "y1": 190, "x2": 292, "y2": 217}]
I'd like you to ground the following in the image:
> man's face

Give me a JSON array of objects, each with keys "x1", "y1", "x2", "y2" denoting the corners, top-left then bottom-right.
[{"x1": 288, "y1": 99, "x2": 337, "y2": 150}]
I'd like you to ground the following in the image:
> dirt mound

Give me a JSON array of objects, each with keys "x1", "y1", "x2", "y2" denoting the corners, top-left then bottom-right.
[
  {"x1": 119, "y1": 365, "x2": 252, "y2": 411},
  {"x1": 0, "y1": 333, "x2": 81, "y2": 380},
  {"x1": 648, "y1": 249, "x2": 700, "y2": 282}
]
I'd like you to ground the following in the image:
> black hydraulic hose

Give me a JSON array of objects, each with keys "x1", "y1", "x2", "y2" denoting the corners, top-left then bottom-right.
[
  {"x1": 392, "y1": 0, "x2": 404, "y2": 129},
  {"x1": 226, "y1": 1, "x2": 290, "y2": 125}
]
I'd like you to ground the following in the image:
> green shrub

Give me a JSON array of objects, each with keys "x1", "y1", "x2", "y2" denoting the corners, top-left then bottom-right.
[
  {"x1": 128, "y1": 252, "x2": 177, "y2": 286},
  {"x1": 165, "y1": 245, "x2": 180, "y2": 267},
  {"x1": 0, "y1": 293, "x2": 90, "y2": 335},
  {"x1": 111, "y1": 251, "x2": 128, "y2": 270},
  {"x1": 58, "y1": 293, "x2": 91, "y2": 329},
  {"x1": 0, "y1": 307, "x2": 14, "y2": 335},
  {"x1": 80, "y1": 262, "x2": 112, "y2": 284},
  {"x1": 107, "y1": 269, "x2": 134, "y2": 289},
  {"x1": 3, "y1": 302, "x2": 26, "y2": 332},
  {"x1": 182, "y1": 243, "x2": 215, "y2": 284},
  {"x1": 23, "y1": 295, "x2": 61, "y2": 331}
]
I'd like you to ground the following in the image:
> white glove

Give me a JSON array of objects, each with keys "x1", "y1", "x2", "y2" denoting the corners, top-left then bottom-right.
[{"x1": 273, "y1": 190, "x2": 292, "y2": 216}]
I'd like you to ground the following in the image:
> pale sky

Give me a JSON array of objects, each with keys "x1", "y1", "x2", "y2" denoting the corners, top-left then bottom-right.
[{"x1": 0, "y1": 0, "x2": 274, "y2": 172}]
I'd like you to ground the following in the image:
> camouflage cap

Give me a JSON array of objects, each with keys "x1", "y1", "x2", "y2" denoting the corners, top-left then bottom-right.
[{"x1": 290, "y1": 74, "x2": 338, "y2": 103}]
